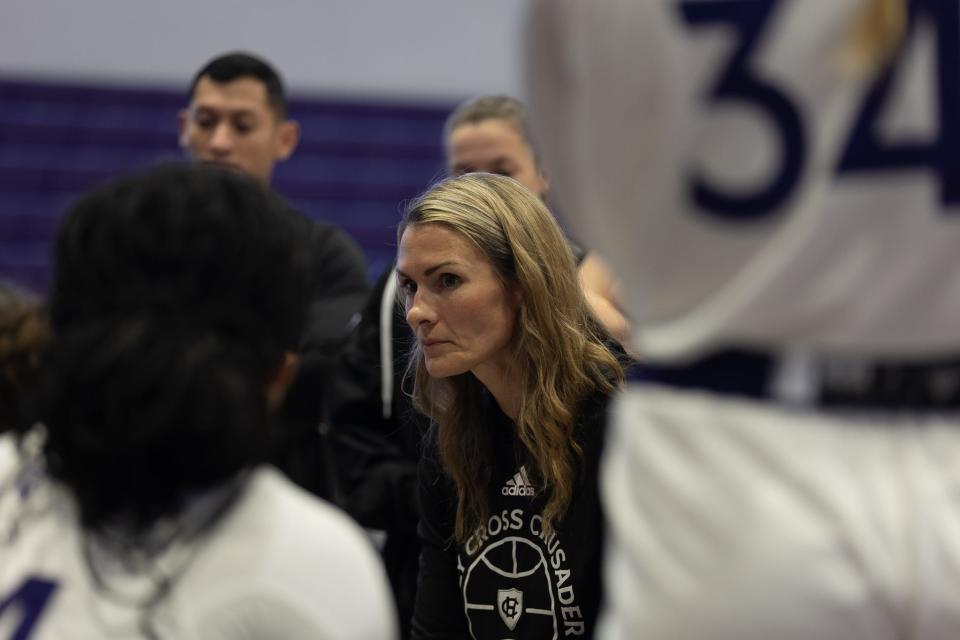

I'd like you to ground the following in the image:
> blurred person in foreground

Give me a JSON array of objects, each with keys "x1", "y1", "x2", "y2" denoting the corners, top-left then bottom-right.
[
  {"x1": 0, "y1": 282, "x2": 48, "y2": 486},
  {"x1": 400, "y1": 173, "x2": 625, "y2": 639},
  {"x1": 179, "y1": 51, "x2": 369, "y2": 496},
  {"x1": 528, "y1": 0, "x2": 960, "y2": 638},
  {"x1": 0, "y1": 165, "x2": 396, "y2": 639}
]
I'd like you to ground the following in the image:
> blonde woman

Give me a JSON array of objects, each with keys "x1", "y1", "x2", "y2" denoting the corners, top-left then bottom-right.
[
  {"x1": 398, "y1": 173, "x2": 624, "y2": 639},
  {"x1": 528, "y1": 0, "x2": 960, "y2": 638}
]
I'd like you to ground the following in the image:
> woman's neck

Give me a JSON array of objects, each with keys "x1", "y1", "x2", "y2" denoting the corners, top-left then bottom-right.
[{"x1": 472, "y1": 357, "x2": 522, "y2": 422}]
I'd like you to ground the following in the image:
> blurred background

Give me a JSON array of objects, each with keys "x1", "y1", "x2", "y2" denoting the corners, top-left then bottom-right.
[{"x1": 0, "y1": 0, "x2": 525, "y2": 290}]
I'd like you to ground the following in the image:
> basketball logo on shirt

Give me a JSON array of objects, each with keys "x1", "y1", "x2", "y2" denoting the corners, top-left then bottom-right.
[
  {"x1": 463, "y1": 537, "x2": 557, "y2": 639},
  {"x1": 498, "y1": 588, "x2": 523, "y2": 630}
]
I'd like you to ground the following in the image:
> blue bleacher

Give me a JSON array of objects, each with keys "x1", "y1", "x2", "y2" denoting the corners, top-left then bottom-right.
[{"x1": 0, "y1": 78, "x2": 452, "y2": 293}]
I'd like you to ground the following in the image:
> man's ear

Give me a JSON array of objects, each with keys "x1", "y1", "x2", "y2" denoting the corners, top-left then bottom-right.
[
  {"x1": 177, "y1": 109, "x2": 191, "y2": 150},
  {"x1": 275, "y1": 120, "x2": 300, "y2": 162},
  {"x1": 266, "y1": 351, "x2": 300, "y2": 411}
]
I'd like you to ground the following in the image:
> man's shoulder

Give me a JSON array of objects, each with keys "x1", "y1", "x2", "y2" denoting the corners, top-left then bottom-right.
[
  {"x1": 268, "y1": 192, "x2": 367, "y2": 280},
  {"x1": 267, "y1": 193, "x2": 337, "y2": 238}
]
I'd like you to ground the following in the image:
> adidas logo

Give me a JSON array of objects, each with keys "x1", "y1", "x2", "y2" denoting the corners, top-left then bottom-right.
[{"x1": 501, "y1": 466, "x2": 536, "y2": 497}]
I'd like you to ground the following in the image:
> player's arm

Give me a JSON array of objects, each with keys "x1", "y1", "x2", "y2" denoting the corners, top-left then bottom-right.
[
  {"x1": 527, "y1": 0, "x2": 665, "y2": 344},
  {"x1": 578, "y1": 252, "x2": 632, "y2": 350}
]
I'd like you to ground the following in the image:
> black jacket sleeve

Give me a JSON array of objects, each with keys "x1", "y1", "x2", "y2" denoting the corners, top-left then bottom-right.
[
  {"x1": 268, "y1": 194, "x2": 369, "y2": 353},
  {"x1": 411, "y1": 434, "x2": 468, "y2": 639},
  {"x1": 300, "y1": 223, "x2": 370, "y2": 352},
  {"x1": 328, "y1": 266, "x2": 425, "y2": 532},
  {"x1": 269, "y1": 197, "x2": 369, "y2": 496}
]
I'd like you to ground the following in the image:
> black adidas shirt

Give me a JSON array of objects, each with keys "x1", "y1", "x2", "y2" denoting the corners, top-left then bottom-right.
[{"x1": 412, "y1": 388, "x2": 610, "y2": 639}]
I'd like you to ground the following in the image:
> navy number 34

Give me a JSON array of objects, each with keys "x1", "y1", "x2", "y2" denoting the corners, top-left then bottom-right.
[{"x1": 680, "y1": 0, "x2": 960, "y2": 220}]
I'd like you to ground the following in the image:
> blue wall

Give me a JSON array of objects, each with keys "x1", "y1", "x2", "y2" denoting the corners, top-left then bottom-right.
[{"x1": 0, "y1": 79, "x2": 453, "y2": 292}]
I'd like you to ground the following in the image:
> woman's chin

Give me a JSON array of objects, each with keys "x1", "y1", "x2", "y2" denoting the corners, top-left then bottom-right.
[{"x1": 424, "y1": 356, "x2": 466, "y2": 379}]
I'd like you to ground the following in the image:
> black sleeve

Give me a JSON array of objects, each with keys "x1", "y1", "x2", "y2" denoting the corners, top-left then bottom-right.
[
  {"x1": 411, "y1": 435, "x2": 467, "y2": 640},
  {"x1": 328, "y1": 266, "x2": 425, "y2": 533},
  {"x1": 300, "y1": 223, "x2": 370, "y2": 353},
  {"x1": 268, "y1": 196, "x2": 370, "y2": 353},
  {"x1": 269, "y1": 199, "x2": 369, "y2": 497},
  {"x1": 327, "y1": 266, "x2": 396, "y2": 425}
]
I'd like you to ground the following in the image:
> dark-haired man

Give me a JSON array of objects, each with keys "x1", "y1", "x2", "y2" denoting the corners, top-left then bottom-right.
[
  {"x1": 179, "y1": 52, "x2": 298, "y2": 188},
  {"x1": 180, "y1": 52, "x2": 370, "y2": 496}
]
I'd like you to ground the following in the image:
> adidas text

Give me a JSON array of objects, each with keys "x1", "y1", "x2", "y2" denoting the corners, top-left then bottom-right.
[{"x1": 502, "y1": 466, "x2": 536, "y2": 496}]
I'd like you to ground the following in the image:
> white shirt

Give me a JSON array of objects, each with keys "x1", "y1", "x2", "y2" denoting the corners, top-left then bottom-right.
[
  {"x1": 528, "y1": 0, "x2": 960, "y2": 361},
  {"x1": 0, "y1": 437, "x2": 398, "y2": 639}
]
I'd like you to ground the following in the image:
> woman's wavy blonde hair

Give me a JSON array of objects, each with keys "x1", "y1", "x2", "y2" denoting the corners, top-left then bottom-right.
[{"x1": 399, "y1": 173, "x2": 623, "y2": 541}]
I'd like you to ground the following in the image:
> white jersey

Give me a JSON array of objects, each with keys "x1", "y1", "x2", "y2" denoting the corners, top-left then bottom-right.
[
  {"x1": 528, "y1": 0, "x2": 960, "y2": 361},
  {"x1": 0, "y1": 436, "x2": 398, "y2": 639}
]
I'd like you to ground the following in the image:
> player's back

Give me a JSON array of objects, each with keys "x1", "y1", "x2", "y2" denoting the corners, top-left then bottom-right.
[
  {"x1": 0, "y1": 449, "x2": 397, "y2": 639},
  {"x1": 531, "y1": 0, "x2": 960, "y2": 360}
]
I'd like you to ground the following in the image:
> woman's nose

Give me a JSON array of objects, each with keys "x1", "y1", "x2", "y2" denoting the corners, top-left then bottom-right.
[{"x1": 405, "y1": 290, "x2": 437, "y2": 330}]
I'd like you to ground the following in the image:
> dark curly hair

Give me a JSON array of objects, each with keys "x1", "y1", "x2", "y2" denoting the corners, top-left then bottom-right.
[
  {"x1": 0, "y1": 285, "x2": 48, "y2": 435},
  {"x1": 43, "y1": 163, "x2": 309, "y2": 534}
]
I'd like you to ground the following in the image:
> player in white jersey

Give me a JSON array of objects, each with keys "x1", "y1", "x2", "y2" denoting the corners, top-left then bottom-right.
[
  {"x1": 528, "y1": 0, "x2": 960, "y2": 638},
  {"x1": 0, "y1": 164, "x2": 397, "y2": 639}
]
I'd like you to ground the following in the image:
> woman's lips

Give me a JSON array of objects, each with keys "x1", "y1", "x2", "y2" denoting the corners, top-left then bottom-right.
[{"x1": 421, "y1": 339, "x2": 450, "y2": 353}]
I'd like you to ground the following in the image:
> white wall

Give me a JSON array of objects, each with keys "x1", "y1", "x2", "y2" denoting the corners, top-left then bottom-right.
[{"x1": 0, "y1": 0, "x2": 526, "y2": 102}]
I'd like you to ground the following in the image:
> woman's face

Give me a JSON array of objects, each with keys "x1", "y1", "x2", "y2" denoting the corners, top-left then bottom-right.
[
  {"x1": 447, "y1": 119, "x2": 549, "y2": 199},
  {"x1": 397, "y1": 223, "x2": 518, "y2": 381}
]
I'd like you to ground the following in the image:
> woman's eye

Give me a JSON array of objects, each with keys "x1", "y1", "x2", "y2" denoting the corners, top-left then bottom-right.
[
  {"x1": 438, "y1": 273, "x2": 461, "y2": 289},
  {"x1": 399, "y1": 279, "x2": 416, "y2": 296}
]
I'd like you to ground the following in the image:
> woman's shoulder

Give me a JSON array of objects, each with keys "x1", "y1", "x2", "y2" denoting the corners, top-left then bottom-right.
[
  {"x1": 573, "y1": 385, "x2": 615, "y2": 451},
  {"x1": 580, "y1": 381, "x2": 614, "y2": 414}
]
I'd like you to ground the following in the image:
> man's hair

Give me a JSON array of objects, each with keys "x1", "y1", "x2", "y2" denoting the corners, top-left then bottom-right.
[
  {"x1": 443, "y1": 95, "x2": 540, "y2": 164},
  {"x1": 187, "y1": 51, "x2": 289, "y2": 119},
  {"x1": 44, "y1": 163, "x2": 308, "y2": 534},
  {"x1": 399, "y1": 173, "x2": 622, "y2": 540}
]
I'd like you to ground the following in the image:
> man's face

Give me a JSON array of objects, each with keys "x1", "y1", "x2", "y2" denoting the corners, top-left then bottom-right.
[{"x1": 178, "y1": 76, "x2": 298, "y2": 187}]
